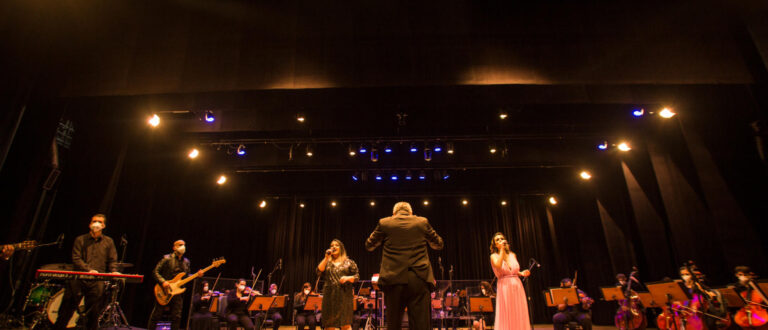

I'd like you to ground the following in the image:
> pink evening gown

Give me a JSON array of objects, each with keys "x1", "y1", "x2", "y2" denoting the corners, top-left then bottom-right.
[{"x1": 491, "y1": 253, "x2": 531, "y2": 330}]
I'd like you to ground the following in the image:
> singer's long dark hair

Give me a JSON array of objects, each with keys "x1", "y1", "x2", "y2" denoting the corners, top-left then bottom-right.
[{"x1": 489, "y1": 232, "x2": 510, "y2": 254}]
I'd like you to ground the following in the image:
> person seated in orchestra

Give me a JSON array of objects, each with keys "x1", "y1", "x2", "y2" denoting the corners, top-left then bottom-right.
[
  {"x1": 294, "y1": 282, "x2": 319, "y2": 330},
  {"x1": 731, "y1": 265, "x2": 754, "y2": 294},
  {"x1": 1, "y1": 244, "x2": 14, "y2": 260},
  {"x1": 190, "y1": 281, "x2": 217, "y2": 330},
  {"x1": 552, "y1": 278, "x2": 593, "y2": 330},
  {"x1": 352, "y1": 289, "x2": 377, "y2": 330},
  {"x1": 472, "y1": 281, "x2": 496, "y2": 330},
  {"x1": 678, "y1": 264, "x2": 725, "y2": 330},
  {"x1": 226, "y1": 279, "x2": 255, "y2": 330},
  {"x1": 255, "y1": 283, "x2": 283, "y2": 330},
  {"x1": 616, "y1": 273, "x2": 643, "y2": 292}
]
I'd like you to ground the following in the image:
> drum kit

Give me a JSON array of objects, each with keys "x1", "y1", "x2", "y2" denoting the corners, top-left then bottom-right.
[{"x1": 21, "y1": 262, "x2": 134, "y2": 329}]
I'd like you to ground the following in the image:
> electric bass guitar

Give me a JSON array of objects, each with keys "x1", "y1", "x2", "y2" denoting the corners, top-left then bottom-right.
[{"x1": 153, "y1": 258, "x2": 226, "y2": 305}]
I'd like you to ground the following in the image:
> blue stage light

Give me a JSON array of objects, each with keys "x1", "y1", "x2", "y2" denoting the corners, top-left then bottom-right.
[
  {"x1": 390, "y1": 174, "x2": 398, "y2": 181},
  {"x1": 632, "y1": 108, "x2": 645, "y2": 117},
  {"x1": 352, "y1": 173, "x2": 359, "y2": 181},
  {"x1": 409, "y1": 143, "x2": 418, "y2": 153},
  {"x1": 359, "y1": 145, "x2": 368, "y2": 153},
  {"x1": 405, "y1": 171, "x2": 413, "y2": 180},
  {"x1": 434, "y1": 145, "x2": 442, "y2": 152},
  {"x1": 204, "y1": 111, "x2": 215, "y2": 123},
  {"x1": 597, "y1": 142, "x2": 608, "y2": 150},
  {"x1": 418, "y1": 171, "x2": 426, "y2": 180},
  {"x1": 236, "y1": 144, "x2": 246, "y2": 156},
  {"x1": 384, "y1": 145, "x2": 392, "y2": 153},
  {"x1": 375, "y1": 174, "x2": 383, "y2": 181}
]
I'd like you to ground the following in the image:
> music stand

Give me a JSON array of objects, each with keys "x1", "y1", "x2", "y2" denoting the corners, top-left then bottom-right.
[
  {"x1": 549, "y1": 287, "x2": 579, "y2": 306},
  {"x1": 601, "y1": 286, "x2": 625, "y2": 302},
  {"x1": 636, "y1": 292, "x2": 660, "y2": 309},
  {"x1": 305, "y1": 296, "x2": 323, "y2": 311},
  {"x1": 444, "y1": 295, "x2": 460, "y2": 308},
  {"x1": 715, "y1": 287, "x2": 745, "y2": 308},
  {"x1": 542, "y1": 291, "x2": 556, "y2": 307},
  {"x1": 646, "y1": 281, "x2": 689, "y2": 307},
  {"x1": 248, "y1": 296, "x2": 287, "y2": 312},
  {"x1": 469, "y1": 297, "x2": 494, "y2": 313}
]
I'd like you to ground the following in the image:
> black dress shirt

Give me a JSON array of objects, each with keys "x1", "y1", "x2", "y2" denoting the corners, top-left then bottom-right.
[
  {"x1": 72, "y1": 233, "x2": 118, "y2": 273},
  {"x1": 153, "y1": 253, "x2": 191, "y2": 283}
]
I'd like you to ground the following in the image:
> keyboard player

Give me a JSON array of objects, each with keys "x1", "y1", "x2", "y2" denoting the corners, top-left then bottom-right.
[{"x1": 54, "y1": 213, "x2": 119, "y2": 330}]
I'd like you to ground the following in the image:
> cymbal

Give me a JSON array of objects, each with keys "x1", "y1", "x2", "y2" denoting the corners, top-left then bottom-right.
[
  {"x1": 40, "y1": 263, "x2": 74, "y2": 270},
  {"x1": 115, "y1": 263, "x2": 134, "y2": 269}
]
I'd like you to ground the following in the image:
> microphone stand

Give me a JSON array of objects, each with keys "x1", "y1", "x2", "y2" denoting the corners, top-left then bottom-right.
[{"x1": 525, "y1": 258, "x2": 540, "y2": 329}]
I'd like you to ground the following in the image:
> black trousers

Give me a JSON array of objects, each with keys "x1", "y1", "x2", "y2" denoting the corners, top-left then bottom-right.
[
  {"x1": 553, "y1": 310, "x2": 592, "y2": 330},
  {"x1": 382, "y1": 270, "x2": 431, "y2": 330},
  {"x1": 227, "y1": 312, "x2": 254, "y2": 330},
  {"x1": 148, "y1": 294, "x2": 184, "y2": 330},
  {"x1": 189, "y1": 311, "x2": 218, "y2": 330},
  {"x1": 295, "y1": 312, "x2": 318, "y2": 330},
  {"x1": 53, "y1": 280, "x2": 105, "y2": 330}
]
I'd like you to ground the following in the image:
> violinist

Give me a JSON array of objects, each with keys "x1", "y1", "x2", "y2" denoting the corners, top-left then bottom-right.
[
  {"x1": 226, "y1": 279, "x2": 256, "y2": 330},
  {"x1": 353, "y1": 289, "x2": 377, "y2": 330},
  {"x1": 255, "y1": 283, "x2": 284, "y2": 330},
  {"x1": 731, "y1": 266, "x2": 768, "y2": 329},
  {"x1": 294, "y1": 282, "x2": 319, "y2": 330},
  {"x1": 190, "y1": 281, "x2": 218, "y2": 330},
  {"x1": 553, "y1": 278, "x2": 593, "y2": 330}
]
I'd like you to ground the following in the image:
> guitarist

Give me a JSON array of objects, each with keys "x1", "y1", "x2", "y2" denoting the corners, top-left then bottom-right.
[{"x1": 148, "y1": 240, "x2": 203, "y2": 330}]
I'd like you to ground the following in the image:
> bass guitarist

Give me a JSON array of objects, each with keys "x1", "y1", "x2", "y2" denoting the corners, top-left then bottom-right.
[{"x1": 148, "y1": 240, "x2": 203, "y2": 330}]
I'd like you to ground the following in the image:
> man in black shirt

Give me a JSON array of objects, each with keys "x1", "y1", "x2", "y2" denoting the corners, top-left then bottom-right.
[
  {"x1": 54, "y1": 213, "x2": 118, "y2": 330},
  {"x1": 148, "y1": 240, "x2": 203, "y2": 330}
]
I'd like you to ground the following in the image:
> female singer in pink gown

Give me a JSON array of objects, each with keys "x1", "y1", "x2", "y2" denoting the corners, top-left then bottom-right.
[{"x1": 490, "y1": 232, "x2": 531, "y2": 330}]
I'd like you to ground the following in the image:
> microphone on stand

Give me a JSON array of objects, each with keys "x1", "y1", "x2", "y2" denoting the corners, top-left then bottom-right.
[
  {"x1": 57, "y1": 234, "x2": 65, "y2": 249},
  {"x1": 120, "y1": 234, "x2": 128, "y2": 247}
]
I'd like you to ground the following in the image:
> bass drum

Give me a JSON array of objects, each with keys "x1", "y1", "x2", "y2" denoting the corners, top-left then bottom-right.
[{"x1": 46, "y1": 289, "x2": 84, "y2": 328}]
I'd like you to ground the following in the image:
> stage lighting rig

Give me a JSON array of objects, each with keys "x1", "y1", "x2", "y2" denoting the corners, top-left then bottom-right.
[
  {"x1": 236, "y1": 144, "x2": 246, "y2": 156},
  {"x1": 204, "y1": 111, "x2": 215, "y2": 123}
]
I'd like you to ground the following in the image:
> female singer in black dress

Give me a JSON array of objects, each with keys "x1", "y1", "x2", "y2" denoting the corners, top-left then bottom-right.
[{"x1": 317, "y1": 239, "x2": 360, "y2": 330}]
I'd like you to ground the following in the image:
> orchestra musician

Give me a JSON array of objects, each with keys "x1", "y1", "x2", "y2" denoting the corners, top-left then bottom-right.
[
  {"x1": 190, "y1": 281, "x2": 218, "y2": 330},
  {"x1": 552, "y1": 278, "x2": 593, "y2": 330},
  {"x1": 731, "y1": 265, "x2": 768, "y2": 329},
  {"x1": 352, "y1": 289, "x2": 377, "y2": 330},
  {"x1": 366, "y1": 202, "x2": 444, "y2": 330},
  {"x1": 318, "y1": 239, "x2": 360, "y2": 330},
  {"x1": 472, "y1": 281, "x2": 496, "y2": 330},
  {"x1": 226, "y1": 279, "x2": 256, "y2": 330},
  {"x1": 54, "y1": 213, "x2": 118, "y2": 330},
  {"x1": 255, "y1": 283, "x2": 284, "y2": 330},
  {"x1": 148, "y1": 240, "x2": 203, "y2": 330},
  {"x1": 616, "y1": 273, "x2": 643, "y2": 292},
  {"x1": 677, "y1": 264, "x2": 723, "y2": 330},
  {"x1": 294, "y1": 282, "x2": 319, "y2": 330}
]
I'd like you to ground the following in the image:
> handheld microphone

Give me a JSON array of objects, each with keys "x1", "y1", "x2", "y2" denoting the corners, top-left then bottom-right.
[{"x1": 326, "y1": 249, "x2": 332, "y2": 255}]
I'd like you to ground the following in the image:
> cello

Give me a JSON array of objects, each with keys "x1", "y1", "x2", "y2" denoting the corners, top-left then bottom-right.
[
  {"x1": 615, "y1": 268, "x2": 647, "y2": 330},
  {"x1": 733, "y1": 271, "x2": 768, "y2": 329}
]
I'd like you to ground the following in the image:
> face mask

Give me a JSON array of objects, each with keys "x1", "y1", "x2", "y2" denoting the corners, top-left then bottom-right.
[
  {"x1": 203, "y1": 286, "x2": 209, "y2": 292},
  {"x1": 238, "y1": 285, "x2": 245, "y2": 291},
  {"x1": 270, "y1": 289, "x2": 277, "y2": 294},
  {"x1": 738, "y1": 276, "x2": 749, "y2": 282},
  {"x1": 304, "y1": 289, "x2": 310, "y2": 295},
  {"x1": 682, "y1": 275, "x2": 692, "y2": 281},
  {"x1": 90, "y1": 222, "x2": 104, "y2": 231},
  {"x1": 176, "y1": 245, "x2": 186, "y2": 255}
]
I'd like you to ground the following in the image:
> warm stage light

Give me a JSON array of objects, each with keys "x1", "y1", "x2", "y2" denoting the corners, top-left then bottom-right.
[
  {"x1": 204, "y1": 111, "x2": 215, "y2": 123},
  {"x1": 348, "y1": 145, "x2": 356, "y2": 156},
  {"x1": 188, "y1": 148, "x2": 200, "y2": 159},
  {"x1": 370, "y1": 201, "x2": 376, "y2": 206},
  {"x1": 331, "y1": 201, "x2": 337, "y2": 207},
  {"x1": 259, "y1": 200, "x2": 267, "y2": 208},
  {"x1": 236, "y1": 144, "x2": 246, "y2": 156},
  {"x1": 659, "y1": 108, "x2": 676, "y2": 118},
  {"x1": 501, "y1": 200, "x2": 507, "y2": 206},
  {"x1": 617, "y1": 142, "x2": 632, "y2": 152},
  {"x1": 446, "y1": 142, "x2": 455, "y2": 154},
  {"x1": 148, "y1": 114, "x2": 160, "y2": 127},
  {"x1": 296, "y1": 114, "x2": 306, "y2": 123},
  {"x1": 306, "y1": 145, "x2": 314, "y2": 157},
  {"x1": 489, "y1": 147, "x2": 497, "y2": 154},
  {"x1": 423, "y1": 200, "x2": 429, "y2": 206},
  {"x1": 548, "y1": 196, "x2": 558, "y2": 205},
  {"x1": 461, "y1": 199, "x2": 468, "y2": 206},
  {"x1": 299, "y1": 203, "x2": 305, "y2": 208},
  {"x1": 579, "y1": 171, "x2": 592, "y2": 180},
  {"x1": 217, "y1": 175, "x2": 227, "y2": 185}
]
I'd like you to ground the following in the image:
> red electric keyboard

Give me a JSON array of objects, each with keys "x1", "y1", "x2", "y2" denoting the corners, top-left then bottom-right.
[{"x1": 36, "y1": 269, "x2": 144, "y2": 283}]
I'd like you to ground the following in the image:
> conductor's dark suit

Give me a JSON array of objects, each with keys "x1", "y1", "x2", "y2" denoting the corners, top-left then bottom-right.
[{"x1": 365, "y1": 210, "x2": 444, "y2": 330}]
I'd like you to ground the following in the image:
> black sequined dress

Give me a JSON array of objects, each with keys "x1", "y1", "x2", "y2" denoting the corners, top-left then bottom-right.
[{"x1": 321, "y1": 258, "x2": 360, "y2": 327}]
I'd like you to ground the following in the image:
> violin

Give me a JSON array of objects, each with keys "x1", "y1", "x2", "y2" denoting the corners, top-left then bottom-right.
[{"x1": 733, "y1": 277, "x2": 768, "y2": 328}]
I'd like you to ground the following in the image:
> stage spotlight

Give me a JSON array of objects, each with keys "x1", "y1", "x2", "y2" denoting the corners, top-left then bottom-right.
[
  {"x1": 446, "y1": 142, "x2": 455, "y2": 154},
  {"x1": 597, "y1": 142, "x2": 608, "y2": 150},
  {"x1": 371, "y1": 148, "x2": 379, "y2": 162},
  {"x1": 405, "y1": 171, "x2": 413, "y2": 180},
  {"x1": 423, "y1": 148, "x2": 432, "y2": 162},
  {"x1": 390, "y1": 173, "x2": 399, "y2": 181},
  {"x1": 370, "y1": 201, "x2": 376, "y2": 206},
  {"x1": 423, "y1": 200, "x2": 429, "y2": 206},
  {"x1": 217, "y1": 175, "x2": 227, "y2": 185},
  {"x1": 259, "y1": 200, "x2": 267, "y2": 208},
  {"x1": 442, "y1": 170, "x2": 450, "y2": 180},
  {"x1": 236, "y1": 144, "x2": 246, "y2": 156},
  {"x1": 299, "y1": 203, "x2": 305, "y2": 208},
  {"x1": 418, "y1": 171, "x2": 426, "y2": 180},
  {"x1": 548, "y1": 196, "x2": 558, "y2": 205},
  {"x1": 501, "y1": 200, "x2": 507, "y2": 206},
  {"x1": 296, "y1": 114, "x2": 306, "y2": 123},
  {"x1": 148, "y1": 114, "x2": 160, "y2": 127},
  {"x1": 659, "y1": 108, "x2": 676, "y2": 118},
  {"x1": 489, "y1": 144, "x2": 497, "y2": 154},
  {"x1": 499, "y1": 112, "x2": 508, "y2": 120},
  {"x1": 461, "y1": 199, "x2": 468, "y2": 206},
  {"x1": 352, "y1": 172, "x2": 360, "y2": 182},
  {"x1": 188, "y1": 148, "x2": 200, "y2": 159},
  {"x1": 331, "y1": 201, "x2": 337, "y2": 207},
  {"x1": 409, "y1": 143, "x2": 418, "y2": 153},
  {"x1": 204, "y1": 111, "x2": 215, "y2": 123},
  {"x1": 384, "y1": 144, "x2": 392, "y2": 153},
  {"x1": 348, "y1": 145, "x2": 356, "y2": 157},
  {"x1": 359, "y1": 144, "x2": 368, "y2": 153},
  {"x1": 617, "y1": 142, "x2": 632, "y2": 152},
  {"x1": 579, "y1": 171, "x2": 592, "y2": 180},
  {"x1": 632, "y1": 108, "x2": 645, "y2": 117},
  {"x1": 434, "y1": 143, "x2": 442, "y2": 152},
  {"x1": 306, "y1": 145, "x2": 314, "y2": 157},
  {"x1": 375, "y1": 173, "x2": 383, "y2": 181}
]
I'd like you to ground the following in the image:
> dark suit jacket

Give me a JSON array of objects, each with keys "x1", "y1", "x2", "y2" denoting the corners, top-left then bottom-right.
[{"x1": 365, "y1": 211, "x2": 444, "y2": 289}]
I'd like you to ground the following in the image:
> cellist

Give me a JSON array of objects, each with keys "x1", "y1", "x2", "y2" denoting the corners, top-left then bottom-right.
[{"x1": 731, "y1": 266, "x2": 768, "y2": 330}]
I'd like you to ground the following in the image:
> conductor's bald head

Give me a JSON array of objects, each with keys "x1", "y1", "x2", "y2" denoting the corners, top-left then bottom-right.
[{"x1": 392, "y1": 202, "x2": 413, "y2": 215}]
